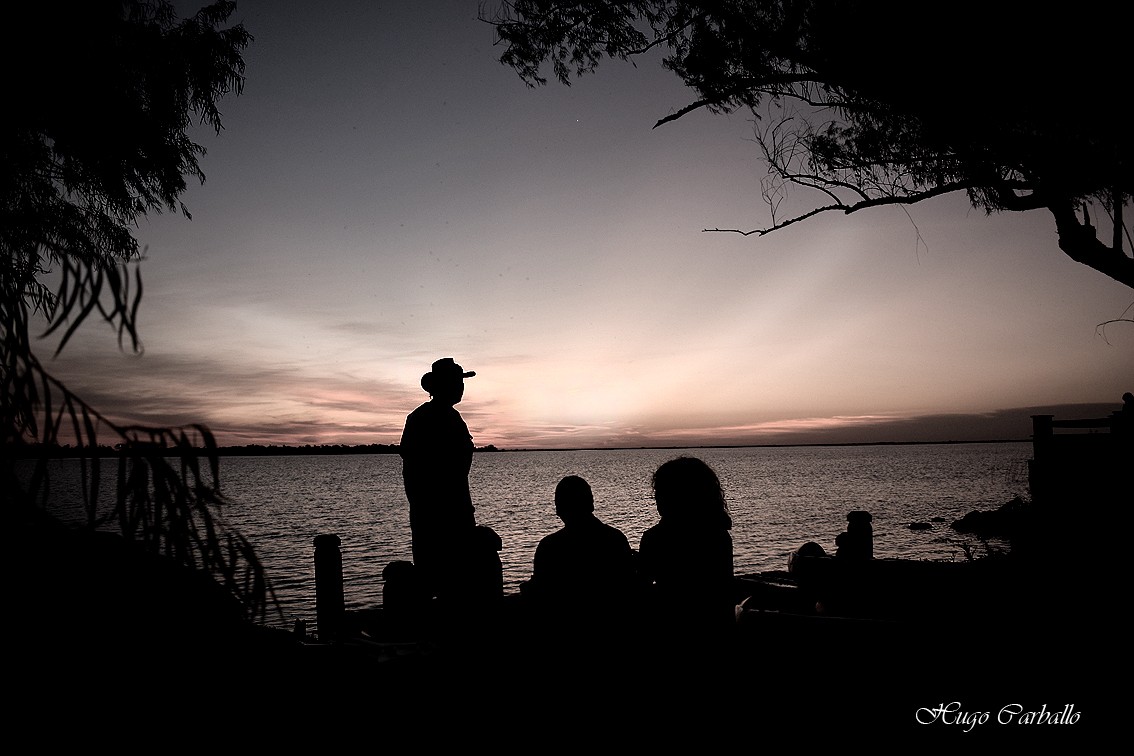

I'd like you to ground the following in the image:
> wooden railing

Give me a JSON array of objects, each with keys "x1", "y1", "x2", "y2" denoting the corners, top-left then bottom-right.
[{"x1": 1028, "y1": 411, "x2": 1131, "y2": 506}]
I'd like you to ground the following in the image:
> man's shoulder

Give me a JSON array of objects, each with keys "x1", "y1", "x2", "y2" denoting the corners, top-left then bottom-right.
[
  {"x1": 597, "y1": 520, "x2": 631, "y2": 543},
  {"x1": 533, "y1": 528, "x2": 569, "y2": 562},
  {"x1": 405, "y1": 401, "x2": 435, "y2": 420},
  {"x1": 407, "y1": 402, "x2": 467, "y2": 424},
  {"x1": 537, "y1": 527, "x2": 570, "y2": 548},
  {"x1": 574, "y1": 519, "x2": 632, "y2": 552},
  {"x1": 404, "y1": 402, "x2": 462, "y2": 433},
  {"x1": 401, "y1": 403, "x2": 428, "y2": 442}
]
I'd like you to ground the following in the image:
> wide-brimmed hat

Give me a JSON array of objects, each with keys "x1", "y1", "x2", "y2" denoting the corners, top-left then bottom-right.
[{"x1": 421, "y1": 357, "x2": 475, "y2": 393}]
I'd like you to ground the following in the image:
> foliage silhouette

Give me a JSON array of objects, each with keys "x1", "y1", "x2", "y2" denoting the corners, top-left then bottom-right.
[
  {"x1": 484, "y1": 0, "x2": 1132, "y2": 289},
  {"x1": 2, "y1": 2, "x2": 275, "y2": 625}
]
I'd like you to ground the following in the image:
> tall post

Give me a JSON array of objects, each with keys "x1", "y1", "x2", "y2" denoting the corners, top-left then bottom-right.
[
  {"x1": 314, "y1": 534, "x2": 344, "y2": 642},
  {"x1": 1029, "y1": 415, "x2": 1054, "y2": 506}
]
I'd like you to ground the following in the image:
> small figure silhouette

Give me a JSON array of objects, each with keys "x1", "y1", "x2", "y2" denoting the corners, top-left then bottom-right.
[
  {"x1": 637, "y1": 456, "x2": 735, "y2": 635},
  {"x1": 522, "y1": 475, "x2": 636, "y2": 626},
  {"x1": 1110, "y1": 391, "x2": 1134, "y2": 441},
  {"x1": 399, "y1": 357, "x2": 502, "y2": 607},
  {"x1": 835, "y1": 510, "x2": 873, "y2": 560}
]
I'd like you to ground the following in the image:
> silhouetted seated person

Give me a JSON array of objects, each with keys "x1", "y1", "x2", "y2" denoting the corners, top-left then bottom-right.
[
  {"x1": 1117, "y1": 391, "x2": 1134, "y2": 438},
  {"x1": 400, "y1": 357, "x2": 503, "y2": 610},
  {"x1": 521, "y1": 475, "x2": 636, "y2": 636},
  {"x1": 381, "y1": 560, "x2": 431, "y2": 638},
  {"x1": 637, "y1": 456, "x2": 735, "y2": 638},
  {"x1": 783, "y1": 541, "x2": 831, "y2": 614},
  {"x1": 452, "y1": 524, "x2": 504, "y2": 605},
  {"x1": 799, "y1": 511, "x2": 880, "y2": 617},
  {"x1": 836, "y1": 510, "x2": 873, "y2": 560},
  {"x1": 787, "y1": 540, "x2": 828, "y2": 574}
]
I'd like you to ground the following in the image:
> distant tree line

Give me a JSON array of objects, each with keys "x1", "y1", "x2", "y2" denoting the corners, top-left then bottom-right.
[
  {"x1": 212, "y1": 443, "x2": 502, "y2": 456},
  {"x1": 9, "y1": 442, "x2": 502, "y2": 458},
  {"x1": 213, "y1": 443, "x2": 402, "y2": 456},
  {"x1": 8, "y1": 444, "x2": 122, "y2": 458}
]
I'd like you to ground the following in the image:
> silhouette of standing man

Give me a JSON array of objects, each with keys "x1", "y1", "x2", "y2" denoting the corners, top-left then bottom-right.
[{"x1": 400, "y1": 357, "x2": 501, "y2": 606}]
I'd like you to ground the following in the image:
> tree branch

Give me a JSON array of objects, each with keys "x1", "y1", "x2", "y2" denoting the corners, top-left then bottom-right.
[
  {"x1": 1050, "y1": 199, "x2": 1134, "y2": 289},
  {"x1": 653, "y1": 74, "x2": 835, "y2": 129},
  {"x1": 706, "y1": 181, "x2": 976, "y2": 236}
]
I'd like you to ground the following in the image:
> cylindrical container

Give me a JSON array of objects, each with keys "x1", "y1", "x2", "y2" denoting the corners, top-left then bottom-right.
[{"x1": 313, "y1": 533, "x2": 344, "y2": 641}]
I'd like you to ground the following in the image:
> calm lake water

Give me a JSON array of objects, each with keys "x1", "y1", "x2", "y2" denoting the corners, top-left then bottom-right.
[{"x1": 28, "y1": 443, "x2": 1033, "y2": 631}]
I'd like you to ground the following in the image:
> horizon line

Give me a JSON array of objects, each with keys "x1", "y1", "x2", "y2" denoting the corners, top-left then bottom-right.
[{"x1": 15, "y1": 437, "x2": 1033, "y2": 456}]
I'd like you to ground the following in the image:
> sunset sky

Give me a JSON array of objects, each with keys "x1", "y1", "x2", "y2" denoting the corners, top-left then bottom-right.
[{"x1": 36, "y1": 0, "x2": 1134, "y2": 450}]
